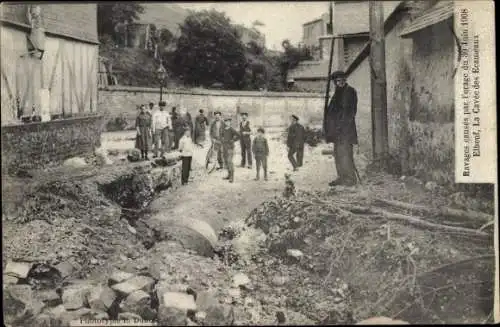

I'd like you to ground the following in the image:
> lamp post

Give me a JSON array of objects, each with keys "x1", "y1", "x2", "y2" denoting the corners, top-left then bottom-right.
[{"x1": 156, "y1": 61, "x2": 167, "y2": 102}]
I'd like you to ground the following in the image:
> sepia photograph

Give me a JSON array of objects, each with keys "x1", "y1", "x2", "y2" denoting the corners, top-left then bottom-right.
[{"x1": 1, "y1": 1, "x2": 497, "y2": 326}]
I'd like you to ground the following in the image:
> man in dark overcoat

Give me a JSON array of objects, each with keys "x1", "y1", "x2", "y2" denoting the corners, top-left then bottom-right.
[
  {"x1": 324, "y1": 70, "x2": 358, "y2": 186},
  {"x1": 287, "y1": 115, "x2": 305, "y2": 171}
]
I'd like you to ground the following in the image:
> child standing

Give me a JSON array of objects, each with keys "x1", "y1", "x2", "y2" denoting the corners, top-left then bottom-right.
[
  {"x1": 252, "y1": 127, "x2": 269, "y2": 181},
  {"x1": 178, "y1": 128, "x2": 195, "y2": 185}
]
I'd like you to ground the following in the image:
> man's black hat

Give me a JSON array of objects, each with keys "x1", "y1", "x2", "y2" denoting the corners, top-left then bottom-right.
[
  {"x1": 240, "y1": 112, "x2": 248, "y2": 116},
  {"x1": 214, "y1": 111, "x2": 222, "y2": 115},
  {"x1": 199, "y1": 109, "x2": 204, "y2": 113},
  {"x1": 158, "y1": 101, "x2": 167, "y2": 107},
  {"x1": 257, "y1": 127, "x2": 265, "y2": 133},
  {"x1": 291, "y1": 114, "x2": 299, "y2": 121},
  {"x1": 149, "y1": 102, "x2": 154, "y2": 106},
  {"x1": 224, "y1": 117, "x2": 232, "y2": 121},
  {"x1": 331, "y1": 70, "x2": 346, "y2": 79}
]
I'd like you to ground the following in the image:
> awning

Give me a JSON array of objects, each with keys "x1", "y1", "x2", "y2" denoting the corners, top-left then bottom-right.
[{"x1": 399, "y1": 1, "x2": 454, "y2": 38}]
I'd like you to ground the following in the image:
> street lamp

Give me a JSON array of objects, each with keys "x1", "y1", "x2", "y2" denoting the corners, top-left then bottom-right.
[{"x1": 156, "y1": 61, "x2": 167, "y2": 102}]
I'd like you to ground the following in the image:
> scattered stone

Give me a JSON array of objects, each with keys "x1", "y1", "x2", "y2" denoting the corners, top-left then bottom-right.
[
  {"x1": 195, "y1": 290, "x2": 218, "y2": 311},
  {"x1": 34, "y1": 313, "x2": 56, "y2": 327},
  {"x1": 118, "y1": 312, "x2": 143, "y2": 320},
  {"x1": 425, "y1": 181, "x2": 439, "y2": 192},
  {"x1": 204, "y1": 304, "x2": 235, "y2": 326},
  {"x1": 187, "y1": 317, "x2": 198, "y2": 326},
  {"x1": 95, "y1": 147, "x2": 113, "y2": 166},
  {"x1": 109, "y1": 270, "x2": 134, "y2": 285},
  {"x1": 63, "y1": 157, "x2": 87, "y2": 168},
  {"x1": 276, "y1": 311, "x2": 286, "y2": 324},
  {"x1": 62, "y1": 283, "x2": 92, "y2": 310},
  {"x1": 228, "y1": 288, "x2": 241, "y2": 299},
  {"x1": 4, "y1": 274, "x2": 19, "y2": 285},
  {"x1": 86, "y1": 284, "x2": 116, "y2": 311},
  {"x1": 156, "y1": 281, "x2": 190, "y2": 295},
  {"x1": 4, "y1": 285, "x2": 45, "y2": 326},
  {"x1": 4, "y1": 261, "x2": 32, "y2": 279},
  {"x1": 35, "y1": 290, "x2": 61, "y2": 307},
  {"x1": 356, "y1": 316, "x2": 410, "y2": 325},
  {"x1": 88, "y1": 310, "x2": 109, "y2": 319},
  {"x1": 120, "y1": 290, "x2": 156, "y2": 320},
  {"x1": 158, "y1": 306, "x2": 188, "y2": 326},
  {"x1": 161, "y1": 292, "x2": 197, "y2": 311},
  {"x1": 195, "y1": 311, "x2": 207, "y2": 322},
  {"x1": 271, "y1": 275, "x2": 289, "y2": 286},
  {"x1": 286, "y1": 249, "x2": 304, "y2": 259},
  {"x1": 127, "y1": 224, "x2": 137, "y2": 235},
  {"x1": 232, "y1": 273, "x2": 250, "y2": 288},
  {"x1": 55, "y1": 261, "x2": 76, "y2": 279},
  {"x1": 43, "y1": 304, "x2": 66, "y2": 321},
  {"x1": 111, "y1": 275, "x2": 155, "y2": 296},
  {"x1": 127, "y1": 149, "x2": 142, "y2": 162}
]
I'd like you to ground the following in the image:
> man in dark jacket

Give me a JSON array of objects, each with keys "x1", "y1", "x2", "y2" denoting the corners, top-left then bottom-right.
[
  {"x1": 239, "y1": 112, "x2": 252, "y2": 168},
  {"x1": 194, "y1": 109, "x2": 209, "y2": 144},
  {"x1": 221, "y1": 117, "x2": 240, "y2": 183},
  {"x1": 324, "y1": 70, "x2": 358, "y2": 186},
  {"x1": 287, "y1": 115, "x2": 305, "y2": 171}
]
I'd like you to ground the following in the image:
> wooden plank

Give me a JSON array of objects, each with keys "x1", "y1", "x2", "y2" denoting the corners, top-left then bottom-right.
[
  {"x1": 81, "y1": 47, "x2": 98, "y2": 112},
  {"x1": 66, "y1": 44, "x2": 82, "y2": 113},
  {"x1": 61, "y1": 43, "x2": 66, "y2": 116},
  {"x1": 48, "y1": 42, "x2": 62, "y2": 91},
  {"x1": 1, "y1": 60, "x2": 14, "y2": 100},
  {"x1": 20, "y1": 59, "x2": 34, "y2": 113}
]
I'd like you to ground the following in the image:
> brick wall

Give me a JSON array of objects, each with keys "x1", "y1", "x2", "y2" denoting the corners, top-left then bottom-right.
[
  {"x1": 0, "y1": 3, "x2": 98, "y2": 44},
  {"x1": 98, "y1": 87, "x2": 325, "y2": 130},
  {"x1": 1, "y1": 116, "x2": 104, "y2": 173}
]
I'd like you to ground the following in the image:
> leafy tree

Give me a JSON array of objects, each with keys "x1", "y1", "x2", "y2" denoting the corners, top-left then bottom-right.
[
  {"x1": 97, "y1": 3, "x2": 145, "y2": 42},
  {"x1": 171, "y1": 10, "x2": 247, "y2": 89},
  {"x1": 279, "y1": 39, "x2": 313, "y2": 88}
]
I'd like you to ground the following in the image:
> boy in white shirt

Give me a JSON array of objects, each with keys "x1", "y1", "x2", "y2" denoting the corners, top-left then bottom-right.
[{"x1": 178, "y1": 128, "x2": 195, "y2": 185}]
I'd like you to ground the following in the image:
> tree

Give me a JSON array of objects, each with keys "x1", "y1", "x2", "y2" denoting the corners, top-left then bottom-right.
[
  {"x1": 97, "y1": 3, "x2": 145, "y2": 42},
  {"x1": 279, "y1": 39, "x2": 313, "y2": 88},
  {"x1": 171, "y1": 10, "x2": 247, "y2": 89}
]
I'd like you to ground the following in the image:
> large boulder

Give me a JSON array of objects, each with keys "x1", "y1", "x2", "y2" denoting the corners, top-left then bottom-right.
[
  {"x1": 109, "y1": 270, "x2": 135, "y2": 285},
  {"x1": 4, "y1": 261, "x2": 33, "y2": 279},
  {"x1": 119, "y1": 290, "x2": 156, "y2": 320},
  {"x1": 204, "y1": 304, "x2": 235, "y2": 326},
  {"x1": 86, "y1": 284, "x2": 116, "y2": 311},
  {"x1": 111, "y1": 275, "x2": 155, "y2": 297},
  {"x1": 3, "y1": 285, "x2": 45, "y2": 326},
  {"x1": 127, "y1": 149, "x2": 142, "y2": 162},
  {"x1": 61, "y1": 283, "x2": 92, "y2": 310},
  {"x1": 63, "y1": 157, "x2": 88, "y2": 168},
  {"x1": 160, "y1": 292, "x2": 197, "y2": 311},
  {"x1": 158, "y1": 306, "x2": 187, "y2": 326}
]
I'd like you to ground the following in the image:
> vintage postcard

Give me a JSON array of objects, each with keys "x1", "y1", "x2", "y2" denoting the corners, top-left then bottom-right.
[{"x1": 1, "y1": 1, "x2": 497, "y2": 326}]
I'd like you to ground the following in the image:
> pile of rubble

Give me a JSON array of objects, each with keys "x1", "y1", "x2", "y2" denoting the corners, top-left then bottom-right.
[{"x1": 3, "y1": 258, "x2": 236, "y2": 327}]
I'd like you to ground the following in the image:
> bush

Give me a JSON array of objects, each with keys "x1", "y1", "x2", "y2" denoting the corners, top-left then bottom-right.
[{"x1": 106, "y1": 115, "x2": 129, "y2": 132}]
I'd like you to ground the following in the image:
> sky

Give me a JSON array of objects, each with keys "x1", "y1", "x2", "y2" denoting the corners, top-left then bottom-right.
[{"x1": 177, "y1": 2, "x2": 329, "y2": 50}]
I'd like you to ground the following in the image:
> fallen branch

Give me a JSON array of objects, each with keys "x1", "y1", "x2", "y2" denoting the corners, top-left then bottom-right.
[
  {"x1": 415, "y1": 254, "x2": 495, "y2": 278},
  {"x1": 373, "y1": 198, "x2": 493, "y2": 225},
  {"x1": 478, "y1": 220, "x2": 495, "y2": 232},
  {"x1": 368, "y1": 207, "x2": 491, "y2": 239}
]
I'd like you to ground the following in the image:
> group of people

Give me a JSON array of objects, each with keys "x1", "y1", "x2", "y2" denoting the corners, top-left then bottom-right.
[
  {"x1": 135, "y1": 69, "x2": 359, "y2": 188},
  {"x1": 135, "y1": 102, "x2": 210, "y2": 185}
]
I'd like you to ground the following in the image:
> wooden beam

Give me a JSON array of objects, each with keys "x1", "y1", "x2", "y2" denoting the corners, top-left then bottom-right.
[{"x1": 369, "y1": 1, "x2": 389, "y2": 165}]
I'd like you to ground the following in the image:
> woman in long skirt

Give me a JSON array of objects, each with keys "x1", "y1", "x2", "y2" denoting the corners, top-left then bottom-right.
[{"x1": 135, "y1": 104, "x2": 152, "y2": 160}]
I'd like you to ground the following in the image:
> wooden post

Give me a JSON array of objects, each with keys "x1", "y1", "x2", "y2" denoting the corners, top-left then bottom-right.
[
  {"x1": 323, "y1": 1, "x2": 335, "y2": 128},
  {"x1": 369, "y1": 0, "x2": 389, "y2": 167}
]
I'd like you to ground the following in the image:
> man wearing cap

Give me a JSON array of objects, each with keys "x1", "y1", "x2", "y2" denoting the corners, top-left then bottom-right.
[
  {"x1": 209, "y1": 111, "x2": 224, "y2": 170},
  {"x1": 287, "y1": 114, "x2": 305, "y2": 171},
  {"x1": 152, "y1": 101, "x2": 172, "y2": 157},
  {"x1": 324, "y1": 70, "x2": 359, "y2": 186},
  {"x1": 148, "y1": 102, "x2": 155, "y2": 116},
  {"x1": 239, "y1": 112, "x2": 253, "y2": 169},
  {"x1": 221, "y1": 117, "x2": 240, "y2": 183}
]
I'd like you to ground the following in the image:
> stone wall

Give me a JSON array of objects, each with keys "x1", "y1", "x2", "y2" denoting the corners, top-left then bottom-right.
[
  {"x1": 1, "y1": 115, "x2": 104, "y2": 173},
  {"x1": 98, "y1": 87, "x2": 325, "y2": 129}
]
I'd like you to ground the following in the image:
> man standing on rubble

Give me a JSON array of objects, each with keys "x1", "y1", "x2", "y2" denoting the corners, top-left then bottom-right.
[
  {"x1": 221, "y1": 117, "x2": 240, "y2": 183},
  {"x1": 209, "y1": 111, "x2": 224, "y2": 170},
  {"x1": 239, "y1": 112, "x2": 253, "y2": 169},
  {"x1": 324, "y1": 70, "x2": 358, "y2": 186},
  {"x1": 287, "y1": 114, "x2": 305, "y2": 171}
]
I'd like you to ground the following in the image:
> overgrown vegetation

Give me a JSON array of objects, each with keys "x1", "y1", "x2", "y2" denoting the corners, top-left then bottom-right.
[{"x1": 97, "y1": 5, "x2": 312, "y2": 91}]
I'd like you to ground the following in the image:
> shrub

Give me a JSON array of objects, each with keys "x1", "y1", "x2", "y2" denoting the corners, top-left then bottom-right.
[{"x1": 105, "y1": 115, "x2": 129, "y2": 132}]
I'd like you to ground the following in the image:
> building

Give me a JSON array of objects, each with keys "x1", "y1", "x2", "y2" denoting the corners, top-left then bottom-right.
[
  {"x1": 302, "y1": 13, "x2": 329, "y2": 60},
  {"x1": 235, "y1": 24, "x2": 266, "y2": 49},
  {"x1": 290, "y1": 1, "x2": 401, "y2": 91},
  {"x1": 345, "y1": 0, "x2": 455, "y2": 184},
  {"x1": 1, "y1": 3, "x2": 103, "y2": 172}
]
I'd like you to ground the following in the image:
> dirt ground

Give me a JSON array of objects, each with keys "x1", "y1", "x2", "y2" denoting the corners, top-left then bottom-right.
[{"x1": 2, "y1": 130, "x2": 496, "y2": 325}]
